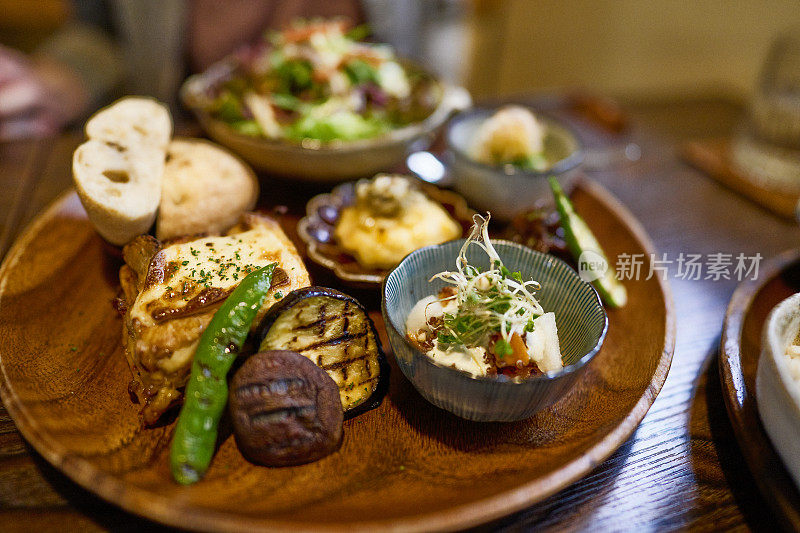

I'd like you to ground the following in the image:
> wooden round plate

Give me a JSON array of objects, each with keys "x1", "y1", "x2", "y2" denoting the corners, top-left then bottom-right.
[
  {"x1": 720, "y1": 248, "x2": 800, "y2": 531},
  {"x1": 0, "y1": 178, "x2": 674, "y2": 532}
]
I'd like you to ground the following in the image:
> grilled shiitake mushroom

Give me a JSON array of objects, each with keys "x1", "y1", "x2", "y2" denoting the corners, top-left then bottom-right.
[
  {"x1": 229, "y1": 350, "x2": 343, "y2": 466},
  {"x1": 255, "y1": 287, "x2": 388, "y2": 415}
]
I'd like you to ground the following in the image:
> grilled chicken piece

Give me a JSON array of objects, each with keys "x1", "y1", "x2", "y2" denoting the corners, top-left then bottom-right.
[{"x1": 117, "y1": 214, "x2": 310, "y2": 425}]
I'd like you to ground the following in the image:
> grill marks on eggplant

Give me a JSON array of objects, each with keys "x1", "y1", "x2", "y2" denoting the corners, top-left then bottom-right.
[
  {"x1": 259, "y1": 295, "x2": 382, "y2": 411},
  {"x1": 302, "y1": 331, "x2": 368, "y2": 353}
]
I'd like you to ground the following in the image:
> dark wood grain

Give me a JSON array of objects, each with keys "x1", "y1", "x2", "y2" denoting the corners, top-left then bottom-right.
[
  {"x1": 0, "y1": 139, "x2": 46, "y2": 258},
  {"x1": 0, "y1": 177, "x2": 673, "y2": 531},
  {"x1": 0, "y1": 96, "x2": 797, "y2": 531},
  {"x1": 720, "y1": 250, "x2": 800, "y2": 532},
  {"x1": 482, "y1": 96, "x2": 800, "y2": 532}
]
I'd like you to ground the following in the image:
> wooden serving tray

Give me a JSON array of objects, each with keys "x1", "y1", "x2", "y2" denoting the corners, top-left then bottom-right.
[
  {"x1": 0, "y1": 179, "x2": 674, "y2": 532},
  {"x1": 720, "y1": 249, "x2": 800, "y2": 532},
  {"x1": 682, "y1": 138, "x2": 800, "y2": 220}
]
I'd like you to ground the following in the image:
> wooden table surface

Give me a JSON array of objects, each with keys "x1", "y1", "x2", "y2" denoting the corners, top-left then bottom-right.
[{"x1": 1, "y1": 96, "x2": 798, "y2": 532}]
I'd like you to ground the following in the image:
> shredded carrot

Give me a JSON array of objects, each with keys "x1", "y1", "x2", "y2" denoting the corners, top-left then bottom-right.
[{"x1": 281, "y1": 20, "x2": 349, "y2": 43}]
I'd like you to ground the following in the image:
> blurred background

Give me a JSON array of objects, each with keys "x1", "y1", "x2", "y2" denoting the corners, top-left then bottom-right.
[
  {"x1": 0, "y1": 0, "x2": 799, "y2": 140},
  {"x1": 467, "y1": 0, "x2": 800, "y2": 100}
]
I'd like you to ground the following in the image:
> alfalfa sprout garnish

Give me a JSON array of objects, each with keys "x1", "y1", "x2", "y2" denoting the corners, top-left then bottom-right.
[{"x1": 405, "y1": 214, "x2": 563, "y2": 378}]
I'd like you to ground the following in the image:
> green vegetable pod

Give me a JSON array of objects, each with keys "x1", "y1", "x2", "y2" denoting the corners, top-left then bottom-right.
[
  {"x1": 170, "y1": 263, "x2": 277, "y2": 485},
  {"x1": 549, "y1": 177, "x2": 627, "y2": 308}
]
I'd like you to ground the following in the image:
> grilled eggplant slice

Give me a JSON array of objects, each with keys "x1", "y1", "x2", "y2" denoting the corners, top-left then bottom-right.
[{"x1": 255, "y1": 287, "x2": 387, "y2": 414}]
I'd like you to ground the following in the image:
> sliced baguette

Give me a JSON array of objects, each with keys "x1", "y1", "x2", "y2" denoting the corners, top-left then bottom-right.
[
  {"x1": 156, "y1": 138, "x2": 259, "y2": 240},
  {"x1": 73, "y1": 140, "x2": 165, "y2": 245},
  {"x1": 72, "y1": 97, "x2": 172, "y2": 246},
  {"x1": 85, "y1": 96, "x2": 172, "y2": 151}
]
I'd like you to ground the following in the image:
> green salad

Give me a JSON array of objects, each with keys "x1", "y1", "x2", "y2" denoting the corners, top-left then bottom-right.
[{"x1": 205, "y1": 19, "x2": 442, "y2": 143}]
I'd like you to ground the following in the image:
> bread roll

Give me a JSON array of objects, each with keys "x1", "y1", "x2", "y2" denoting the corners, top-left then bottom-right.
[
  {"x1": 72, "y1": 97, "x2": 172, "y2": 246},
  {"x1": 156, "y1": 138, "x2": 259, "y2": 240}
]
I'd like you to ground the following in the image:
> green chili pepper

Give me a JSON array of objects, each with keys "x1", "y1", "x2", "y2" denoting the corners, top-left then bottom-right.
[{"x1": 170, "y1": 263, "x2": 277, "y2": 484}]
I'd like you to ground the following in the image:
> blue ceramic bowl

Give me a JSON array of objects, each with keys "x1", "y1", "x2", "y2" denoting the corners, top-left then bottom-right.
[{"x1": 381, "y1": 239, "x2": 607, "y2": 421}]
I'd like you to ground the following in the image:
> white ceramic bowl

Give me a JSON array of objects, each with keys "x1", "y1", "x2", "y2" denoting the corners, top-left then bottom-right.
[
  {"x1": 757, "y1": 292, "x2": 800, "y2": 489},
  {"x1": 181, "y1": 60, "x2": 471, "y2": 182},
  {"x1": 445, "y1": 107, "x2": 584, "y2": 221}
]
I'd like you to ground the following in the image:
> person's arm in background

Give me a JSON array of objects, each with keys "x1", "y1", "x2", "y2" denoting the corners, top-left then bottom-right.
[{"x1": 0, "y1": 0, "x2": 122, "y2": 141}]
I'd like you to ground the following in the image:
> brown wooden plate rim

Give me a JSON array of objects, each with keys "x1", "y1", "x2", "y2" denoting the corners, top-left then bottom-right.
[
  {"x1": 0, "y1": 178, "x2": 676, "y2": 532},
  {"x1": 719, "y1": 247, "x2": 800, "y2": 530}
]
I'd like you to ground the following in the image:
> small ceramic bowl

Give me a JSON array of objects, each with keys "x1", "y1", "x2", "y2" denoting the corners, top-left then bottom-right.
[
  {"x1": 297, "y1": 181, "x2": 475, "y2": 287},
  {"x1": 381, "y1": 239, "x2": 607, "y2": 421},
  {"x1": 757, "y1": 292, "x2": 800, "y2": 489},
  {"x1": 445, "y1": 106, "x2": 584, "y2": 221},
  {"x1": 181, "y1": 60, "x2": 471, "y2": 182}
]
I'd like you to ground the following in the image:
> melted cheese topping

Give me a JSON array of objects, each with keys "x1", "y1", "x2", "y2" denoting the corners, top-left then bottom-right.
[{"x1": 130, "y1": 223, "x2": 308, "y2": 329}]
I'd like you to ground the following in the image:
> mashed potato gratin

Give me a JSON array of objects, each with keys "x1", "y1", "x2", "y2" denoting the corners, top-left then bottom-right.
[{"x1": 334, "y1": 174, "x2": 461, "y2": 270}]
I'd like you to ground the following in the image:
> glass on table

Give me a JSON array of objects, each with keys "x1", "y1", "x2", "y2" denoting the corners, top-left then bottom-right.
[{"x1": 730, "y1": 31, "x2": 800, "y2": 216}]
